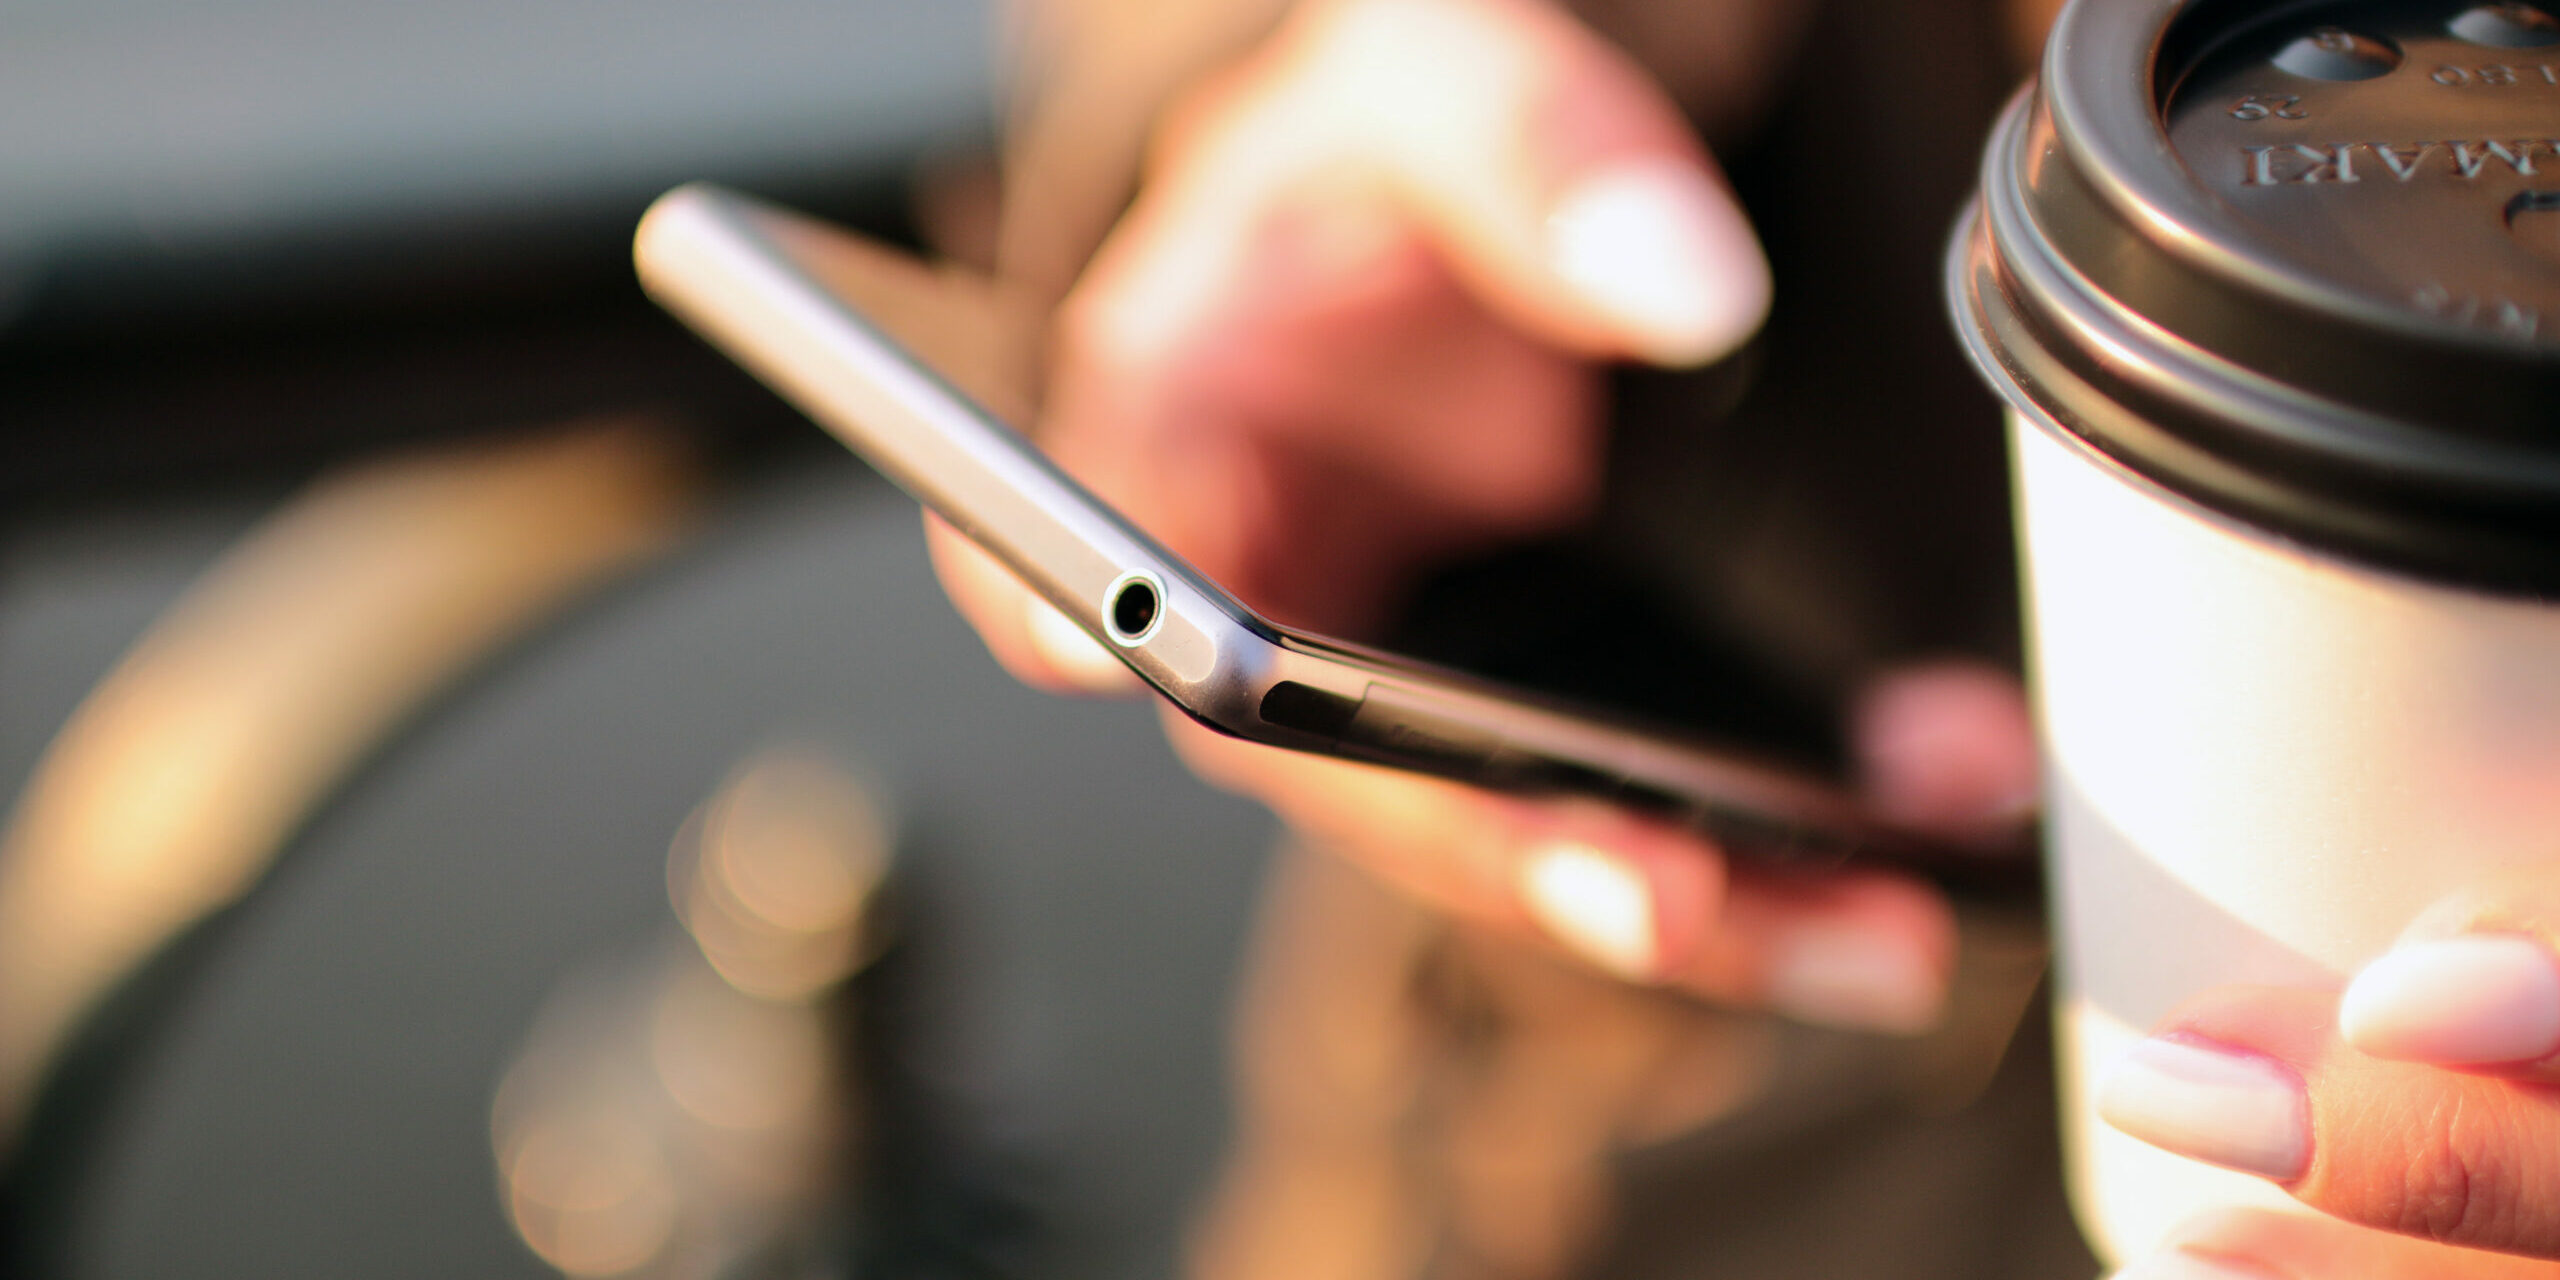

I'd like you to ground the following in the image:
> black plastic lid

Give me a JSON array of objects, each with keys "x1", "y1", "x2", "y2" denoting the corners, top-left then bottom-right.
[{"x1": 1951, "y1": 0, "x2": 2560, "y2": 594}]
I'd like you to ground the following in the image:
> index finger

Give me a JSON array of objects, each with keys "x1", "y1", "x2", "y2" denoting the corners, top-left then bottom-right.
[
  {"x1": 1162, "y1": 711, "x2": 1956, "y2": 1033},
  {"x1": 2335, "y1": 874, "x2": 2560, "y2": 1082},
  {"x1": 2107, "y1": 985, "x2": 2560, "y2": 1260}
]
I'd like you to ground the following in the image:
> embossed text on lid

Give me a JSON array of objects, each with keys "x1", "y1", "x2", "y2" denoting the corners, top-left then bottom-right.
[
  {"x1": 2166, "y1": 0, "x2": 2560, "y2": 344},
  {"x1": 1949, "y1": 0, "x2": 2560, "y2": 596}
]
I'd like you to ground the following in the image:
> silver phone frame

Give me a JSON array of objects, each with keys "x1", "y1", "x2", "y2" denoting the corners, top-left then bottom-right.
[{"x1": 635, "y1": 183, "x2": 2001, "y2": 874}]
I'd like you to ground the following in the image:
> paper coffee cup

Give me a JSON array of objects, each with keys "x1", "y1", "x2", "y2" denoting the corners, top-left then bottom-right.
[{"x1": 1950, "y1": 0, "x2": 2560, "y2": 1262}]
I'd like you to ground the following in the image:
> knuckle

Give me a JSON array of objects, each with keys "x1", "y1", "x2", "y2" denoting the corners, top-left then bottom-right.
[
  {"x1": 2368, "y1": 1093, "x2": 2525, "y2": 1247},
  {"x1": 2388, "y1": 1144, "x2": 2489, "y2": 1242}
]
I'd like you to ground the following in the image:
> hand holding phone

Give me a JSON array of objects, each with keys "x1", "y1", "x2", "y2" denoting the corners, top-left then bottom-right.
[
  {"x1": 634, "y1": 0, "x2": 2038, "y2": 1031},
  {"x1": 634, "y1": 185, "x2": 2031, "y2": 908}
]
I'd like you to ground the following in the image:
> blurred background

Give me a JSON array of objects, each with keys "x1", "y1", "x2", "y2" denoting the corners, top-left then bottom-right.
[
  {"x1": 0, "y1": 4, "x2": 1279, "y2": 1277},
  {"x1": 0, "y1": 4, "x2": 2107, "y2": 1277}
]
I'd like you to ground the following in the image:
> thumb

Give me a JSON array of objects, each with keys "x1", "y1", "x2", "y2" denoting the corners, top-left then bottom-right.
[{"x1": 1170, "y1": 0, "x2": 1768, "y2": 366}]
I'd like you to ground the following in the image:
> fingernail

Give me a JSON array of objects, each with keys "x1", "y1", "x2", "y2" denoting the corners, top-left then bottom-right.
[
  {"x1": 1545, "y1": 161, "x2": 1769, "y2": 367},
  {"x1": 1863, "y1": 737, "x2": 2040, "y2": 834},
  {"x1": 2340, "y1": 934, "x2": 2560, "y2": 1065},
  {"x1": 1763, "y1": 925, "x2": 1943, "y2": 1034},
  {"x1": 1024, "y1": 596, "x2": 1140, "y2": 691},
  {"x1": 1853, "y1": 666, "x2": 2040, "y2": 833},
  {"x1": 2096, "y1": 1037, "x2": 2310, "y2": 1181},
  {"x1": 1518, "y1": 841, "x2": 1658, "y2": 979},
  {"x1": 2111, "y1": 1248, "x2": 2289, "y2": 1280}
]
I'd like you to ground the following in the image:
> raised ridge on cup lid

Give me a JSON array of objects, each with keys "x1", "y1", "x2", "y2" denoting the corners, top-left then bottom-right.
[{"x1": 1951, "y1": 0, "x2": 2560, "y2": 594}]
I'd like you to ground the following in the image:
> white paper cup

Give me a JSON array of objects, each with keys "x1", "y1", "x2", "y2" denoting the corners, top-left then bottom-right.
[
  {"x1": 2011, "y1": 401, "x2": 2560, "y2": 1260},
  {"x1": 1951, "y1": 0, "x2": 2560, "y2": 1262}
]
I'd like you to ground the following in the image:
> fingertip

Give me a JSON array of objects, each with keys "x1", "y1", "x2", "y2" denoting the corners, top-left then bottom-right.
[
  {"x1": 1759, "y1": 913, "x2": 1949, "y2": 1036},
  {"x1": 2124, "y1": 1208, "x2": 2310, "y2": 1280},
  {"x1": 1513, "y1": 819, "x2": 1723, "y2": 981},
  {"x1": 1286, "y1": 0, "x2": 1765, "y2": 365},
  {"x1": 922, "y1": 514, "x2": 1139, "y2": 696},
  {"x1": 2109, "y1": 1248, "x2": 2289, "y2": 1280},
  {"x1": 2094, "y1": 1035, "x2": 2312, "y2": 1182},
  {"x1": 1517, "y1": 839, "x2": 1662, "y2": 979},
  {"x1": 1714, "y1": 870, "x2": 1955, "y2": 1034},
  {"x1": 2338, "y1": 934, "x2": 2560, "y2": 1067},
  {"x1": 1543, "y1": 159, "x2": 1769, "y2": 366},
  {"x1": 1853, "y1": 662, "x2": 2039, "y2": 837},
  {"x1": 1021, "y1": 593, "x2": 1147, "y2": 694},
  {"x1": 2140, "y1": 1205, "x2": 2560, "y2": 1280}
]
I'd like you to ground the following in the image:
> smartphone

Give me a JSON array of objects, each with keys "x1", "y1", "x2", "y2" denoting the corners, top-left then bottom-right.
[{"x1": 634, "y1": 183, "x2": 2028, "y2": 891}]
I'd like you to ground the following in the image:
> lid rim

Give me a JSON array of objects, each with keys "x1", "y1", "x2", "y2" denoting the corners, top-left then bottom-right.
[
  {"x1": 1955, "y1": 0, "x2": 2560, "y2": 594},
  {"x1": 1955, "y1": 115, "x2": 2560, "y2": 595},
  {"x1": 1987, "y1": 138, "x2": 2560, "y2": 495}
]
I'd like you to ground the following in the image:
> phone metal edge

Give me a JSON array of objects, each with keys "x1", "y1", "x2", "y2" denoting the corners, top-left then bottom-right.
[
  {"x1": 636, "y1": 183, "x2": 1285, "y2": 730},
  {"x1": 635, "y1": 184, "x2": 2035, "y2": 888}
]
